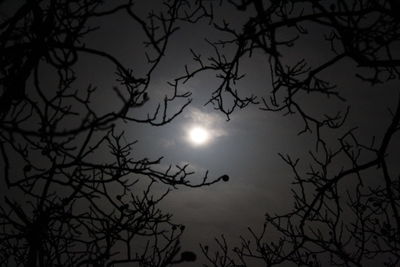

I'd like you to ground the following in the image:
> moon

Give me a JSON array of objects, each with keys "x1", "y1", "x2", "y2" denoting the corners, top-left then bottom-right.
[{"x1": 188, "y1": 126, "x2": 210, "y2": 145}]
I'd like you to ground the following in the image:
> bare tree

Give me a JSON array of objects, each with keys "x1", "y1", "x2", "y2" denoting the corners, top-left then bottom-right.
[
  {"x1": 177, "y1": 0, "x2": 400, "y2": 266},
  {"x1": 0, "y1": 1, "x2": 224, "y2": 266}
]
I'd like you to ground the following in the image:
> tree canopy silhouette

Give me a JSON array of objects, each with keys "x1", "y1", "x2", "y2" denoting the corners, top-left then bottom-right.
[
  {"x1": 0, "y1": 1, "x2": 222, "y2": 266},
  {"x1": 2, "y1": 0, "x2": 400, "y2": 266}
]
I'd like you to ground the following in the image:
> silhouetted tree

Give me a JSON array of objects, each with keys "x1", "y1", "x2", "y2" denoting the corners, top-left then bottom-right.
[
  {"x1": 178, "y1": 0, "x2": 400, "y2": 266},
  {"x1": 0, "y1": 1, "x2": 222, "y2": 266}
]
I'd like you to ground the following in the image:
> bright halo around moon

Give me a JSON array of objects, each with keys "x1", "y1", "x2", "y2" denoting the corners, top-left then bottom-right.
[{"x1": 188, "y1": 126, "x2": 210, "y2": 146}]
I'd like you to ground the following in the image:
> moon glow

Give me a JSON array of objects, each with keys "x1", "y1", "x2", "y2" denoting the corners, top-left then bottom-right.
[{"x1": 188, "y1": 127, "x2": 210, "y2": 145}]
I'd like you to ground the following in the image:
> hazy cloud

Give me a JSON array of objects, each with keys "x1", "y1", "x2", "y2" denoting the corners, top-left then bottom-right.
[{"x1": 184, "y1": 107, "x2": 228, "y2": 139}]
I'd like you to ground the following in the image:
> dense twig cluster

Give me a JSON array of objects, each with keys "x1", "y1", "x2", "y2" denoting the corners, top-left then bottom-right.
[{"x1": 0, "y1": 1, "x2": 220, "y2": 266}]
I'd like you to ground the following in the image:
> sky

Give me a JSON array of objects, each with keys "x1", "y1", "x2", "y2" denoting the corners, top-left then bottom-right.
[
  {"x1": 73, "y1": 0, "x2": 398, "y2": 261},
  {"x1": 57, "y1": 2, "x2": 313, "y2": 262},
  {"x1": 2, "y1": 0, "x2": 400, "y2": 266},
  {"x1": 77, "y1": 2, "x2": 400, "y2": 264}
]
